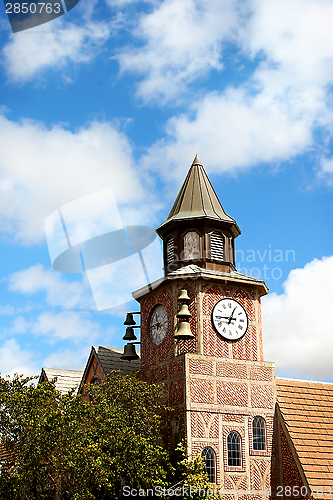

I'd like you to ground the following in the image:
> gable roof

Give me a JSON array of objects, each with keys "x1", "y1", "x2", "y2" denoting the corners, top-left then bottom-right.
[
  {"x1": 39, "y1": 368, "x2": 83, "y2": 395},
  {"x1": 93, "y1": 346, "x2": 140, "y2": 377},
  {"x1": 79, "y1": 346, "x2": 140, "y2": 392},
  {"x1": 156, "y1": 155, "x2": 240, "y2": 236},
  {"x1": 276, "y1": 378, "x2": 333, "y2": 495}
]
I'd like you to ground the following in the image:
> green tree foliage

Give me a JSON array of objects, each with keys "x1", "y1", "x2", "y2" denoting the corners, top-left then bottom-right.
[{"x1": 0, "y1": 372, "x2": 214, "y2": 499}]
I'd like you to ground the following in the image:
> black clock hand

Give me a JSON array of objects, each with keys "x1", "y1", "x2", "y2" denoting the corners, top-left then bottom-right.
[
  {"x1": 228, "y1": 307, "x2": 237, "y2": 324},
  {"x1": 215, "y1": 316, "x2": 236, "y2": 321}
]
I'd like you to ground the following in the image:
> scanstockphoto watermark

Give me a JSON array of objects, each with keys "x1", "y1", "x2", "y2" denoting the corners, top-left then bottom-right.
[
  {"x1": 123, "y1": 486, "x2": 273, "y2": 497},
  {"x1": 236, "y1": 246, "x2": 296, "y2": 281}
]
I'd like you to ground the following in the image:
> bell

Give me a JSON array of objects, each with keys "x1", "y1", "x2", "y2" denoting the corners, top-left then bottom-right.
[
  {"x1": 177, "y1": 289, "x2": 190, "y2": 302},
  {"x1": 174, "y1": 321, "x2": 194, "y2": 340},
  {"x1": 122, "y1": 327, "x2": 137, "y2": 341},
  {"x1": 120, "y1": 343, "x2": 139, "y2": 361},
  {"x1": 124, "y1": 313, "x2": 136, "y2": 326},
  {"x1": 176, "y1": 304, "x2": 192, "y2": 319}
]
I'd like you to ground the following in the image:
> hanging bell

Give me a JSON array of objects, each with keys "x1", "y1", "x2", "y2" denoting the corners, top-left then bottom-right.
[
  {"x1": 124, "y1": 313, "x2": 136, "y2": 326},
  {"x1": 174, "y1": 321, "x2": 194, "y2": 340},
  {"x1": 176, "y1": 304, "x2": 192, "y2": 319},
  {"x1": 120, "y1": 343, "x2": 139, "y2": 361},
  {"x1": 122, "y1": 327, "x2": 137, "y2": 341},
  {"x1": 177, "y1": 289, "x2": 190, "y2": 302}
]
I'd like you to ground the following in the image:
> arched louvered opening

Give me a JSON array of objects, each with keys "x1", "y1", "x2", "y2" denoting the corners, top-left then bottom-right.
[
  {"x1": 201, "y1": 447, "x2": 216, "y2": 483},
  {"x1": 183, "y1": 231, "x2": 200, "y2": 260},
  {"x1": 227, "y1": 431, "x2": 241, "y2": 467},
  {"x1": 166, "y1": 236, "x2": 175, "y2": 265},
  {"x1": 210, "y1": 232, "x2": 224, "y2": 260},
  {"x1": 89, "y1": 376, "x2": 101, "y2": 401},
  {"x1": 252, "y1": 416, "x2": 266, "y2": 451}
]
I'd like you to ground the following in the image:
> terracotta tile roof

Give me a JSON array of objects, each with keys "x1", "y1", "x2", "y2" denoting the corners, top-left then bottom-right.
[
  {"x1": 39, "y1": 368, "x2": 83, "y2": 395},
  {"x1": 277, "y1": 378, "x2": 333, "y2": 495}
]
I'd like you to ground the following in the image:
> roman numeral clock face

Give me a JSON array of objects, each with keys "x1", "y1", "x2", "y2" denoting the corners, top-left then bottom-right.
[
  {"x1": 149, "y1": 305, "x2": 168, "y2": 346},
  {"x1": 211, "y1": 298, "x2": 248, "y2": 340}
]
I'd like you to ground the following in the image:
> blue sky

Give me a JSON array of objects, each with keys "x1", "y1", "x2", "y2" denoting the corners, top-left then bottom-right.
[{"x1": 0, "y1": 0, "x2": 332, "y2": 381}]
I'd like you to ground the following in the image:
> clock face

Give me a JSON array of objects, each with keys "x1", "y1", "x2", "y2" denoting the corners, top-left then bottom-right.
[
  {"x1": 211, "y1": 298, "x2": 248, "y2": 340},
  {"x1": 149, "y1": 305, "x2": 168, "y2": 346}
]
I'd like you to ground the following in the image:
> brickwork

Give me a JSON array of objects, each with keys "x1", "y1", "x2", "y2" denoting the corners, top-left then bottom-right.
[
  {"x1": 191, "y1": 412, "x2": 206, "y2": 438},
  {"x1": 250, "y1": 385, "x2": 274, "y2": 409},
  {"x1": 248, "y1": 415, "x2": 274, "y2": 456},
  {"x1": 191, "y1": 440, "x2": 221, "y2": 485},
  {"x1": 190, "y1": 379, "x2": 214, "y2": 404},
  {"x1": 217, "y1": 381, "x2": 248, "y2": 406},
  {"x1": 137, "y1": 273, "x2": 274, "y2": 497},
  {"x1": 169, "y1": 379, "x2": 184, "y2": 405},
  {"x1": 217, "y1": 361, "x2": 247, "y2": 379},
  {"x1": 222, "y1": 425, "x2": 246, "y2": 473},
  {"x1": 232, "y1": 325, "x2": 258, "y2": 361},
  {"x1": 176, "y1": 282, "x2": 198, "y2": 355},
  {"x1": 185, "y1": 355, "x2": 275, "y2": 497},
  {"x1": 201, "y1": 283, "x2": 263, "y2": 362},
  {"x1": 81, "y1": 354, "x2": 104, "y2": 401},
  {"x1": 203, "y1": 319, "x2": 229, "y2": 357},
  {"x1": 250, "y1": 463, "x2": 263, "y2": 490},
  {"x1": 150, "y1": 365, "x2": 167, "y2": 383},
  {"x1": 140, "y1": 286, "x2": 174, "y2": 368},
  {"x1": 280, "y1": 425, "x2": 305, "y2": 496},
  {"x1": 169, "y1": 359, "x2": 183, "y2": 378},
  {"x1": 250, "y1": 365, "x2": 273, "y2": 382},
  {"x1": 209, "y1": 415, "x2": 219, "y2": 438},
  {"x1": 189, "y1": 358, "x2": 214, "y2": 376}
]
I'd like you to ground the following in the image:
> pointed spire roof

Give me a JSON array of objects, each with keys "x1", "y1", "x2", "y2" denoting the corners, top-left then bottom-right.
[{"x1": 157, "y1": 156, "x2": 240, "y2": 235}]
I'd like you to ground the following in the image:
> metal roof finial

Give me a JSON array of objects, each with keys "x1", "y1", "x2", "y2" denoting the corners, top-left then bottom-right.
[{"x1": 191, "y1": 154, "x2": 202, "y2": 166}]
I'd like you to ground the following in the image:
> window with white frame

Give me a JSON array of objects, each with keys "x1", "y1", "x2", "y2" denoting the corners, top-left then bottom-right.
[{"x1": 227, "y1": 431, "x2": 241, "y2": 466}]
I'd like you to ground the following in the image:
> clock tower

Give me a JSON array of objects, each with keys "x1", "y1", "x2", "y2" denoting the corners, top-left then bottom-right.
[{"x1": 133, "y1": 156, "x2": 276, "y2": 494}]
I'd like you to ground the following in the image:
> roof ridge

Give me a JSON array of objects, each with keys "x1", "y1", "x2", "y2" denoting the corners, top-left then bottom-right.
[{"x1": 277, "y1": 376, "x2": 333, "y2": 386}]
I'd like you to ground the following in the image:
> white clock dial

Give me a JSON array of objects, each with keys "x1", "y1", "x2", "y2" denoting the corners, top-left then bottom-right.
[
  {"x1": 211, "y1": 298, "x2": 248, "y2": 340},
  {"x1": 149, "y1": 305, "x2": 168, "y2": 346}
]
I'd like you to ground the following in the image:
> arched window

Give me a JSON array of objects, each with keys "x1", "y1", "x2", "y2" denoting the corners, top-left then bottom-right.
[
  {"x1": 210, "y1": 232, "x2": 224, "y2": 260},
  {"x1": 227, "y1": 431, "x2": 241, "y2": 467},
  {"x1": 89, "y1": 376, "x2": 101, "y2": 401},
  {"x1": 252, "y1": 416, "x2": 266, "y2": 451},
  {"x1": 166, "y1": 236, "x2": 175, "y2": 265},
  {"x1": 183, "y1": 231, "x2": 200, "y2": 260},
  {"x1": 201, "y1": 447, "x2": 216, "y2": 483}
]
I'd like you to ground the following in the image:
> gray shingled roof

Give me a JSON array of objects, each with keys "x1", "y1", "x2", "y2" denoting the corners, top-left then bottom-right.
[
  {"x1": 169, "y1": 264, "x2": 267, "y2": 284},
  {"x1": 94, "y1": 346, "x2": 140, "y2": 377},
  {"x1": 132, "y1": 264, "x2": 268, "y2": 300},
  {"x1": 39, "y1": 368, "x2": 83, "y2": 395}
]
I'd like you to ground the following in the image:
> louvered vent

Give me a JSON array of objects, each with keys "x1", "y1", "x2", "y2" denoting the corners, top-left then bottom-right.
[
  {"x1": 210, "y1": 232, "x2": 224, "y2": 260},
  {"x1": 166, "y1": 237, "x2": 175, "y2": 264}
]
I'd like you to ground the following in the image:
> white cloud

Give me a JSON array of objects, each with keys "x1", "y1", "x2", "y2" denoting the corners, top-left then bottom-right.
[
  {"x1": 116, "y1": 0, "x2": 238, "y2": 103},
  {"x1": 9, "y1": 316, "x2": 32, "y2": 334},
  {"x1": 143, "y1": 86, "x2": 315, "y2": 182},
  {"x1": 0, "y1": 304, "x2": 16, "y2": 315},
  {"x1": 8, "y1": 263, "x2": 93, "y2": 310},
  {"x1": 262, "y1": 255, "x2": 333, "y2": 380},
  {"x1": 43, "y1": 345, "x2": 91, "y2": 370},
  {"x1": 2, "y1": 19, "x2": 110, "y2": 83},
  {"x1": 117, "y1": 0, "x2": 333, "y2": 181},
  {"x1": 0, "y1": 114, "x2": 146, "y2": 244},
  {"x1": 0, "y1": 338, "x2": 39, "y2": 377},
  {"x1": 31, "y1": 310, "x2": 102, "y2": 342}
]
